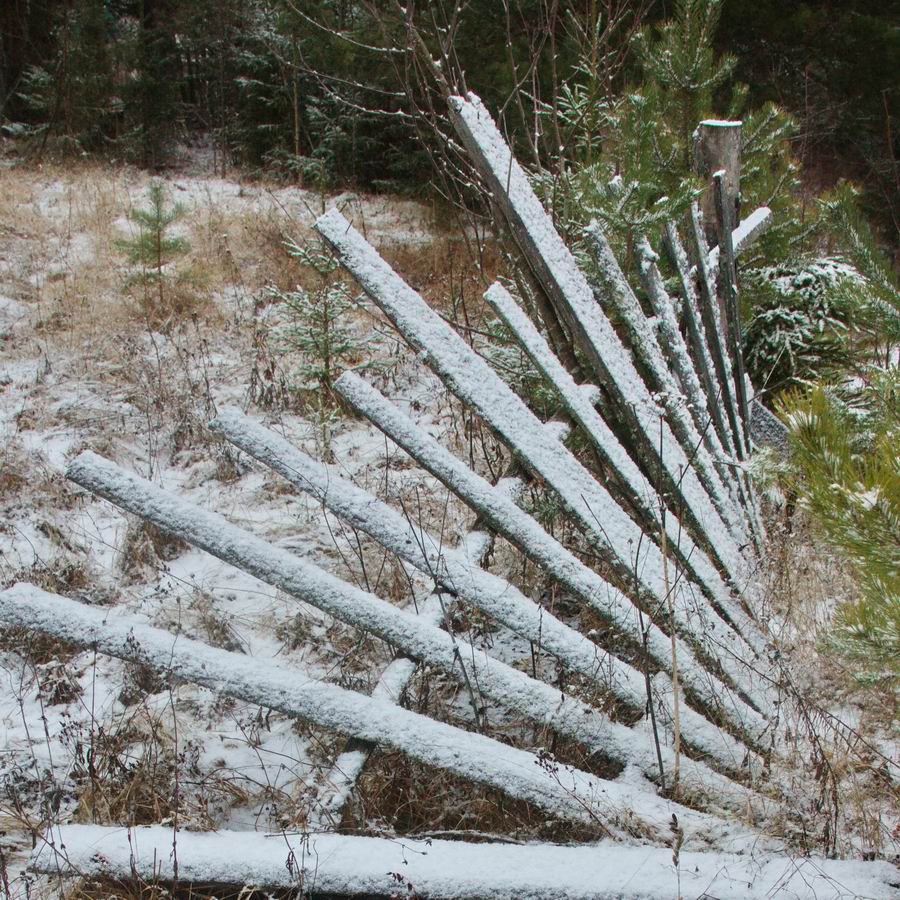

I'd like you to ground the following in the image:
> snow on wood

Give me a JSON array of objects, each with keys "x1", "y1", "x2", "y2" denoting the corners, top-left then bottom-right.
[
  {"x1": 0, "y1": 583, "x2": 690, "y2": 832},
  {"x1": 485, "y1": 284, "x2": 763, "y2": 647},
  {"x1": 707, "y1": 205, "x2": 772, "y2": 271},
  {"x1": 211, "y1": 407, "x2": 762, "y2": 787},
  {"x1": 308, "y1": 595, "x2": 444, "y2": 831},
  {"x1": 665, "y1": 220, "x2": 744, "y2": 464},
  {"x1": 713, "y1": 173, "x2": 753, "y2": 444},
  {"x1": 484, "y1": 279, "x2": 754, "y2": 587},
  {"x1": 635, "y1": 237, "x2": 763, "y2": 551},
  {"x1": 690, "y1": 202, "x2": 751, "y2": 458},
  {"x1": 447, "y1": 94, "x2": 752, "y2": 590},
  {"x1": 586, "y1": 222, "x2": 750, "y2": 559},
  {"x1": 32, "y1": 825, "x2": 898, "y2": 900},
  {"x1": 310, "y1": 475, "x2": 528, "y2": 830},
  {"x1": 336, "y1": 373, "x2": 772, "y2": 743},
  {"x1": 65, "y1": 451, "x2": 754, "y2": 798},
  {"x1": 634, "y1": 237, "x2": 737, "y2": 493},
  {"x1": 483, "y1": 281, "x2": 768, "y2": 661},
  {"x1": 314, "y1": 209, "x2": 771, "y2": 714}
]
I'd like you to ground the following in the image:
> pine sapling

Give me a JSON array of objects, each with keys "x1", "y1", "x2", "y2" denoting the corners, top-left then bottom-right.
[
  {"x1": 119, "y1": 179, "x2": 190, "y2": 316},
  {"x1": 271, "y1": 240, "x2": 376, "y2": 458}
]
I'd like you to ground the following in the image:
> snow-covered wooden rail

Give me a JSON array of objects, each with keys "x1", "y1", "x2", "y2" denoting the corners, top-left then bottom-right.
[
  {"x1": 315, "y1": 209, "x2": 772, "y2": 719},
  {"x1": 32, "y1": 825, "x2": 899, "y2": 899},
  {"x1": 333, "y1": 374, "x2": 770, "y2": 745},
  {"x1": 0, "y1": 583, "x2": 690, "y2": 835},
  {"x1": 0, "y1": 89, "x2": 828, "y2": 897},
  {"x1": 210, "y1": 408, "x2": 763, "y2": 783},
  {"x1": 65, "y1": 451, "x2": 730, "y2": 797},
  {"x1": 448, "y1": 94, "x2": 762, "y2": 570}
]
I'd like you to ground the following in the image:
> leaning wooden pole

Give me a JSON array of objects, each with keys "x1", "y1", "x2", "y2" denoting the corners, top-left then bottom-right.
[
  {"x1": 585, "y1": 223, "x2": 749, "y2": 546},
  {"x1": 0, "y1": 584, "x2": 684, "y2": 834},
  {"x1": 212, "y1": 407, "x2": 762, "y2": 778},
  {"x1": 445, "y1": 93, "x2": 750, "y2": 584},
  {"x1": 64, "y1": 452, "x2": 758, "y2": 796},
  {"x1": 334, "y1": 373, "x2": 773, "y2": 737},
  {"x1": 689, "y1": 203, "x2": 751, "y2": 459},
  {"x1": 315, "y1": 211, "x2": 771, "y2": 700}
]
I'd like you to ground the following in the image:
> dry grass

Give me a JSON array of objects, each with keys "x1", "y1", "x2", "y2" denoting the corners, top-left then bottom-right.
[
  {"x1": 7, "y1": 157, "x2": 894, "y2": 897},
  {"x1": 352, "y1": 750, "x2": 602, "y2": 844},
  {"x1": 760, "y1": 511, "x2": 899, "y2": 857}
]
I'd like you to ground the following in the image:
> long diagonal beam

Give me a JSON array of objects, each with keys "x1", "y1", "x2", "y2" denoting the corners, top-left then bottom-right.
[
  {"x1": 585, "y1": 224, "x2": 749, "y2": 549},
  {"x1": 0, "y1": 583, "x2": 692, "y2": 834},
  {"x1": 689, "y1": 203, "x2": 751, "y2": 458},
  {"x1": 446, "y1": 93, "x2": 750, "y2": 585},
  {"x1": 305, "y1": 503, "x2": 510, "y2": 829},
  {"x1": 482, "y1": 284, "x2": 766, "y2": 656},
  {"x1": 635, "y1": 236, "x2": 763, "y2": 550},
  {"x1": 212, "y1": 408, "x2": 760, "y2": 778},
  {"x1": 314, "y1": 211, "x2": 771, "y2": 714},
  {"x1": 64, "y1": 453, "x2": 755, "y2": 804},
  {"x1": 335, "y1": 373, "x2": 773, "y2": 738}
]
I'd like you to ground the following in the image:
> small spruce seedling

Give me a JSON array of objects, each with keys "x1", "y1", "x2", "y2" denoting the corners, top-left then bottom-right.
[{"x1": 120, "y1": 179, "x2": 190, "y2": 317}]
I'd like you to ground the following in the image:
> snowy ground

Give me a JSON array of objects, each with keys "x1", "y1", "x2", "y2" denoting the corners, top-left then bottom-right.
[
  {"x1": 0, "y1": 162, "x2": 484, "y2": 893},
  {"x1": 0, "y1": 162, "x2": 897, "y2": 898}
]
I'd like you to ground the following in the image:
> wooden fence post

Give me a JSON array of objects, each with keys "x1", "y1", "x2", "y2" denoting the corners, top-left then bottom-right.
[{"x1": 695, "y1": 119, "x2": 743, "y2": 242}]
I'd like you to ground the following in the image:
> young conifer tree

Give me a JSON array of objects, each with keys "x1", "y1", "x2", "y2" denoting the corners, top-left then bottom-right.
[
  {"x1": 780, "y1": 377, "x2": 899, "y2": 691},
  {"x1": 533, "y1": 0, "x2": 799, "y2": 260},
  {"x1": 775, "y1": 189, "x2": 899, "y2": 690},
  {"x1": 119, "y1": 179, "x2": 189, "y2": 316},
  {"x1": 269, "y1": 240, "x2": 375, "y2": 459}
]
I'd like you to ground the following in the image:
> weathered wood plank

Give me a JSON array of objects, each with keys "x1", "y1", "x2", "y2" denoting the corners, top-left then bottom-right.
[
  {"x1": 335, "y1": 372, "x2": 773, "y2": 735},
  {"x1": 0, "y1": 583, "x2": 686, "y2": 833},
  {"x1": 689, "y1": 202, "x2": 751, "y2": 458},
  {"x1": 586, "y1": 223, "x2": 749, "y2": 548},
  {"x1": 446, "y1": 93, "x2": 751, "y2": 584},
  {"x1": 33, "y1": 826, "x2": 895, "y2": 899},
  {"x1": 65, "y1": 452, "x2": 760, "y2": 794},
  {"x1": 212, "y1": 407, "x2": 761, "y2": 780}
]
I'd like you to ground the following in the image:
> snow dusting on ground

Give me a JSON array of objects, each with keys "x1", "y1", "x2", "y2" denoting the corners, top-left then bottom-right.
[{"x1": 0, "y1": 162, "x2": 896, "y2": 898}]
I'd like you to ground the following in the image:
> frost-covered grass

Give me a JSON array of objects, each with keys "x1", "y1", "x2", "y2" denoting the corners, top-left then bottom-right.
[{"x1": 0, "y1": 161, "x2": 896, "y2": 898}]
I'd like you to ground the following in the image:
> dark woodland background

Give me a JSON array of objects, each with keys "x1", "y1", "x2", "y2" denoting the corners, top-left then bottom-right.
[{"x1": 1, "y1": 1, "x2": 897, "y2": 249}]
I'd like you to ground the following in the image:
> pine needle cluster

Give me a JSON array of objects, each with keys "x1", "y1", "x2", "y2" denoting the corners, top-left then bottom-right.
[
  {"x1": 780, "y1": 376, "x2": 899, "y2": 690},
  {"x1": 776, "y1": 192, "x2": 899, "y2": 691},
  {"x1": 532, "y1": 0, "x2": 799, "y2": 260},
  {"x1": 270, "y1": 241, "x2": 363, "y2": 403}
]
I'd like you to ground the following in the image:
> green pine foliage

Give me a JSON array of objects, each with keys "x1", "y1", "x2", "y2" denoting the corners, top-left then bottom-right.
[
  {"x1": 743, "y1": 259, "x2": 857, "y2": 395},
  {"x1": 269, "y1": 239, "x2": 378, "y2": 459},
  {"x1": 631, "y1": 0, "x2": 737, "y2": 163},
  {"x1": 15, "y1": 0, "x2": 117, "y2": 153},
  {"x1": 819, "y1": 184, "x2": 900, "y2": 363},
  {"x1": 746, "y1": 183, "x2": 900, "y2": 399},
  {"x1": 774, "y1": 189, "x2": 900, "y2": 691},
  {"x1": 532, "y1": 0, "x2": 802, "y2": 266},
  {"x1": 780, "y1": 378, "x2": 900, "y2": 691},
  {"x1": 271, "y1": 240, "x2": 372, "y2": 405},
  {"x1": 118, "y1": 179, "x2": 190, "y2": 316}
]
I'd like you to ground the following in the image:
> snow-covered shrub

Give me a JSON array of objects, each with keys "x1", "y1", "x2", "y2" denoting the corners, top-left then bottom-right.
[{"x1": 743, "y1": 258, "x2": 860, "y2": 395}]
